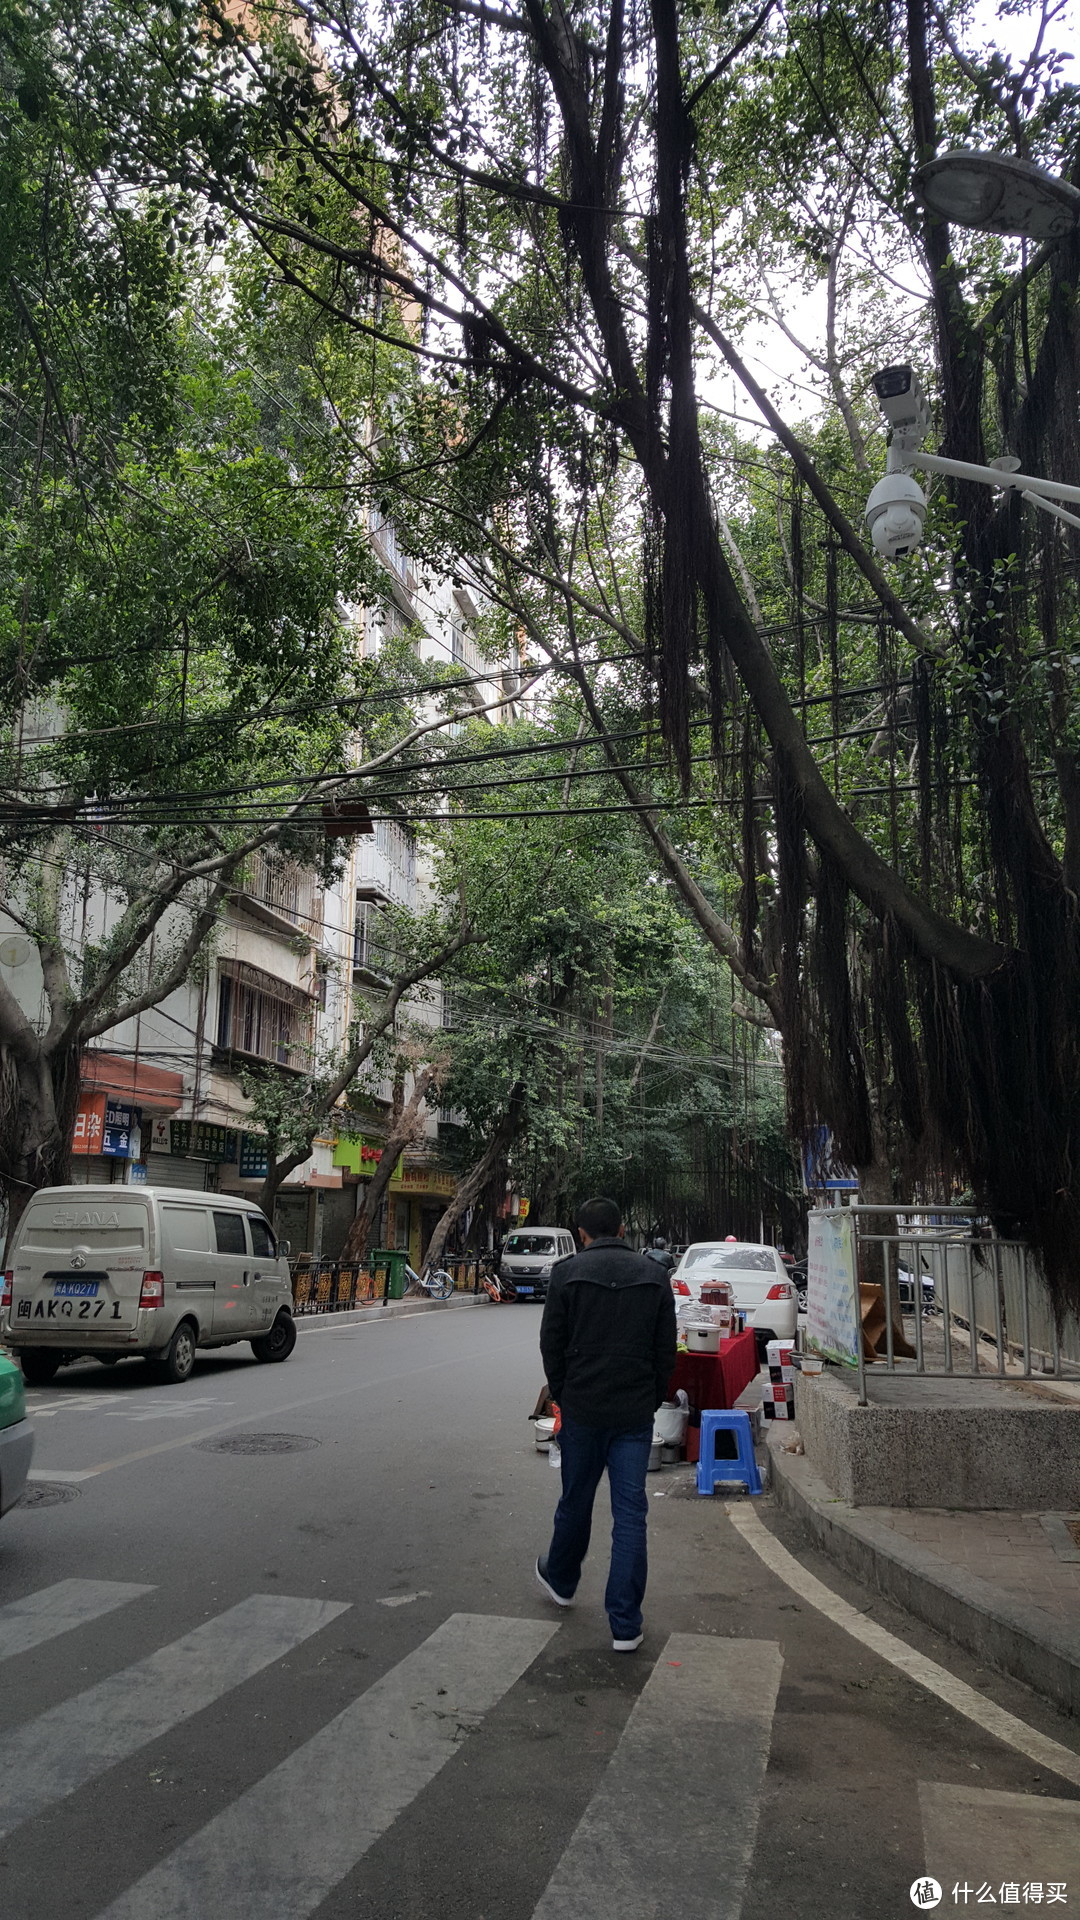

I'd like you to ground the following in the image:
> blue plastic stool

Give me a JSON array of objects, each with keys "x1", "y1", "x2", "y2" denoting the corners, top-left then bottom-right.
[{"x1": 696, "y1": 1409, "x2": 763, "y2": 1496}]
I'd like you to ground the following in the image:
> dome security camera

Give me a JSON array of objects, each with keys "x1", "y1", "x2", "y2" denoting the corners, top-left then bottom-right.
[{"x1": 865, "y1": 471, "x2": 927, "y2": 560}]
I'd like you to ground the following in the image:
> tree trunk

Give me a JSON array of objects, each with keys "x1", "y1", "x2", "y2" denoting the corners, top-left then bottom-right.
[
  {"x1": 339, "y1": 1066, "x2": 439, "y2": 1266},
  {"x1": 1, "y1": 1041, "x2": 81, "y2": 1263},
  {"x1": 421, "y1": 1084, "x2": 526, "y2": 1276}
]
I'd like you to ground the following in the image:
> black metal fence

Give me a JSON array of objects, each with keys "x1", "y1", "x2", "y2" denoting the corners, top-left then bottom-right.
[{"x1": 290, "y1": 1256, "x2": 484, "y2": 1317}]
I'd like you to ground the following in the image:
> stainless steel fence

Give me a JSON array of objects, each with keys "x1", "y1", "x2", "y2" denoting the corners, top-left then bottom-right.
[{"x1": 848, "y1": 1204, "x2": 1080, "y2": 1394}]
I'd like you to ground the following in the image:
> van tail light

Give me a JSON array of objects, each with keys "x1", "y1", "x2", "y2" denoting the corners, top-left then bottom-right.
[
  {"x1": 139, "y1": 1270, "x2": 165, "y2": 1309},
  {"x1": 1, "y1": 1272, "x2": 11, "y2": 1311},
  {"x1": 766, "y1": 1282, "x2": 794, "y2": 1300},
  {"x1": 672, "y1": 1279, "x2": 691, "y2": 1296}
]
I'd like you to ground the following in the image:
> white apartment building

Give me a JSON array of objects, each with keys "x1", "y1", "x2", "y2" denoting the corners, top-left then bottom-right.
[{"x1": 0, "y1": 521, "x2": 513, "y2": 1269}]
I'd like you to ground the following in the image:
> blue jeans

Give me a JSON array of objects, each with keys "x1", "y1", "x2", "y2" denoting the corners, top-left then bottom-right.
[{"x1": 545, "y1": 1415, "x2": 654, "y2": 1638}]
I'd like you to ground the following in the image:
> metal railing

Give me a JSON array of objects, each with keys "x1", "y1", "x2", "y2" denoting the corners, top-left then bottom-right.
[
  {"x1": 290, "y1": 1256, "x2": 483, "y2": 1316},
  {"x1": 848, "y1": 1204, "x2": 1080, "y2": 1398}
]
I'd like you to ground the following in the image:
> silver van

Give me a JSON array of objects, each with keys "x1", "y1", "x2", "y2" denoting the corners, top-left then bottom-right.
[
  {"x1": 499, "y1": 1227, "x2": 576, "y2": 1302},
  {"x1": 1, "y1": 1186, "x2": 296, "y2": 1386}
]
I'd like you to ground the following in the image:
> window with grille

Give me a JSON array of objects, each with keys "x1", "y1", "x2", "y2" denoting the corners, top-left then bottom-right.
[
  {"x1": 216, "y1": 965, "x2": 313, "y2": 1070},
  {"x1": 354, "y1": 901, "x2": 398, "y2": 979}
]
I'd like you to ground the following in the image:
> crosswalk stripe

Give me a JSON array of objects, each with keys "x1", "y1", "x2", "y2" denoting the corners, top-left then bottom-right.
[
  {"x1": 0, "y1": 1592, "x2": 348, "y2": 1842},
  {"x1": 96, "y1": 1612, "x2": 558, "y2": 1920},
  {"x1": 920, "y1": 1781, "x2": 1080, "y2": 1888},
  {"x1": 0, "y1": 1580, "x2": 154, "y2": 1660},
  {"x1": 531, "y1": 1635, "x2": 783, "y2": 1920}
]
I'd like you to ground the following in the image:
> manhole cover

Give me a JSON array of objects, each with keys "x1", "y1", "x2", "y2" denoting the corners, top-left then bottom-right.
[
  {"x1": 197, "y1": 1433, "x2": 321, "y2": 1456},
  {"x1": 19, "y1": 1483, "x2": 81, "y2": 1508}
]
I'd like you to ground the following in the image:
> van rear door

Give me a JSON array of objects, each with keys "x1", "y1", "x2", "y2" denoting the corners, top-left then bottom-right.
[{"x1": 8, "y1": 1195, "x2": 151, "y2": 1339}]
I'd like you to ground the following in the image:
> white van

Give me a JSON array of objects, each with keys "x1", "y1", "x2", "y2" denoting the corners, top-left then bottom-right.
[
  {"x1": 499, "y1": 1227, "x2": 576, "y2": 1302},
  {"x1": 1, "y1": 1186, "x2": 296, "y2": 1387}
]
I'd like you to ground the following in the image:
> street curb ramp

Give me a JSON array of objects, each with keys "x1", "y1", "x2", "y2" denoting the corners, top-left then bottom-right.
[{"x1": 767, "y1": 1433, "x2": 1080, "y2": 1720}]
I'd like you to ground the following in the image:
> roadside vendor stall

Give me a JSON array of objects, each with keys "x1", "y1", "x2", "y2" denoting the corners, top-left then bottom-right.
[{"x1": 668, "y1": 1326, "x2": 758, "y2": 1461}]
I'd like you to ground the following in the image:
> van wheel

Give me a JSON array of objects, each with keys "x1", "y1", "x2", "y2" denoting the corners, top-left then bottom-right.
[
  {"x1": 19, "y1": 1350, "x2": 61, "y2": 1387},
  {"x1": 147, "y1": 1320, "x2": 197, "y2": 1385},
  {"x1": 250, "y1": 1312, "x2": 297, "y2": 1364}
]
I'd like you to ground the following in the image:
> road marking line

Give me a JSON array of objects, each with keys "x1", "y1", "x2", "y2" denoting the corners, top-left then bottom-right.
[
  {"x1": 919, "y1": 1782, "x2": 1080, "y2": 1885},
  {"x1": 530, "y1": 1635, "x2": 782, "y2": 1920},
  {"x1": 0, "y1": 1580, "x2": 154, "y2": 1660},
  {"x1": 27, "y1": 1467, "x2": 98, "y2": 1483},
  {"x1": 0, "y1": 1593, "x2": 348, "y2": 1841},
  {"x1": 727, "y1": 1504, "x2": 1080, "y2": 1788},
  {"x1": 96, "y1": 1612, "x2": 557, "y2": 1920}
]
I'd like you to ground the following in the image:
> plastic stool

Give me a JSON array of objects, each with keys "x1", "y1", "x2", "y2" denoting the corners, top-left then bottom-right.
[{"x1": 696, "y1": 1410, "x2": 763, "y2": 1496}]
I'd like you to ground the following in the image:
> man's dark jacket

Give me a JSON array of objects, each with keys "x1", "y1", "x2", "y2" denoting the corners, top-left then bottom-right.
[{"x1": 539, "y1": 1235, "x2": 678, "y2": 1431}]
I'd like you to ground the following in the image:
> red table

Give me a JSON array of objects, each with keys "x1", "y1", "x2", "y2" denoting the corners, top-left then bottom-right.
[{"x1": 666, "y1": 1327, "x2": 759, "y2": 1462}]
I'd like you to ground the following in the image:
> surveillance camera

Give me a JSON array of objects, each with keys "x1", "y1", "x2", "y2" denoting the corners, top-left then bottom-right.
[
  {"x1": 865, "y1": 471, "x2": 927, "y2": 560},
  {"x1": 871, "y1": 365, "x2": 931, "y2": 452}
]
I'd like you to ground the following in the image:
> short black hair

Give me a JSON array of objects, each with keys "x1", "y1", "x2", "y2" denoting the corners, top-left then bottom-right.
[{"x1": 576, "y1": 1196, "x2": 621, "y2": 1238}]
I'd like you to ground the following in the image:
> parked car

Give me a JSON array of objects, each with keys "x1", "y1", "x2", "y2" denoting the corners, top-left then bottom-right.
[
  {"x1": 1, "y1": 1186, "x2": 297, "y2": 1386},
  {"x1": 0, "y1": 1347, "x2": 34, "y2": 1516},
  {"x1": 499, "y1": 1228, "x2": 576, "y2": 1302},
  {"x1": 671, "y1": 1241, "x2": 799, "y2": 1352}
]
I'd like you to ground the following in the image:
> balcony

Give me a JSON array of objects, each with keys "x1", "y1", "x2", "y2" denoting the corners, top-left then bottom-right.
[{"x1": 238, "y1": 852, "x2": 320, "y2": 940}]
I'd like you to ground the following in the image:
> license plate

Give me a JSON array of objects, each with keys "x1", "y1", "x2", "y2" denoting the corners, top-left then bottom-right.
[
  {"x1": 53, "y1": 1281, "x2": 100, "y2": 1298},
  {"x1": 516, "y1": 1285, "x2": 534, "y2": 1295}
]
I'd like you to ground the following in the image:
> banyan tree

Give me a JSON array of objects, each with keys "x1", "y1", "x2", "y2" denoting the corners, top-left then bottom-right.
[{"x1": 31, "y1": 0, "x2": 1080, "y2": 1306}]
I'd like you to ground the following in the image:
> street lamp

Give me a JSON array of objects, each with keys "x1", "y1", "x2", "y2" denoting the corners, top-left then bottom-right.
[
  {"x1": 915, "y1": 149, "x2": 1080, "y2": 239},
  {"x1": 864, "y1": 364, "x2": 1080, "y2": 560}
]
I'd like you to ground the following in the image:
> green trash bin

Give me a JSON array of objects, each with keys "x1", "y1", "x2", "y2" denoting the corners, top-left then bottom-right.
[{"x1": 372, "y1": 1249, "x2": 408, "y2": 1301}]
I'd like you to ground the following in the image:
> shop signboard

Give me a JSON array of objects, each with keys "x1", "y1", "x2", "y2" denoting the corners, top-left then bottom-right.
[
  {"x1": 805, "y1": 1207, "x2": 860, "y2": 1368},
  {"x1": 150, "y1": 1116, "x2": 172, "y2": 1153},
  {"x1": 239, "y1": 1133, "x2": 269, "y2": 1179},
  {"x1": 190, "y1": 1122, "x2": 237, "y2": 1161},
  {"x1": 390, "y1": 1166, "x2": 455, "y2": 1198},
  {"x1": 102, "y1": 1101, "x2": 138, "y2": 1158},
  {"x1": 72, "y1": 1093, "x2": 106, "y2": 1155},
  {"x1": 165, "y1": 1119, "x2": 237, "y2": 1160},
  {"x1": 128, "y1": 1161, "x2": 148, "y2": 1183},
  {"x1": 802, "y1": 1124, "x2": 859, "y2": 1194},
  {"x1": 332, "y1": 1135, "x2": 391, "y2": 1176}
]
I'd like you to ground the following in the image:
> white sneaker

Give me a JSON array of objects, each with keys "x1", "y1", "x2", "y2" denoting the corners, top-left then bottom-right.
[{"x1": 612, "y1": 1632, "x2": 644, "y2": 1652}]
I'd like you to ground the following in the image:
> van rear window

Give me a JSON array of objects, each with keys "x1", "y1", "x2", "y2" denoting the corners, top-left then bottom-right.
[{"x1": 18, "y1": 1202, "x2": 148, "y2": 1250}]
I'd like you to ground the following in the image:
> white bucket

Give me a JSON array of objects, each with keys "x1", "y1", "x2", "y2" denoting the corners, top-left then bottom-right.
[{"x1": 534, "y1": 1416, "x2": 556, "y2": 1451}]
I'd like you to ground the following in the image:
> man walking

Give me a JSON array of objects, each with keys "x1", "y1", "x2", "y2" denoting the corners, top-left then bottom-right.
[{"x1": 536, "y1": 1197, "x2": 678, "y2": 1651}]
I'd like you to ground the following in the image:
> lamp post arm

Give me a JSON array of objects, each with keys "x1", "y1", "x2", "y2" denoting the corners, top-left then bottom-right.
[
  {"x1": 907, "y1": 449, "x2": 1080, "y2": 507},
  {"x1": 1020, "y1": 491, "x2": 1080, "y2": 537}
]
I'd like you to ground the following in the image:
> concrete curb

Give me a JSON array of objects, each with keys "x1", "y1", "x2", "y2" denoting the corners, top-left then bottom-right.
[
  {"x1": 767, "y1": 1433, "x2": 1080, "y2": 1719},
  {"x1": 294, "y1": 1293, "x2": 490, "y2": 1333}
]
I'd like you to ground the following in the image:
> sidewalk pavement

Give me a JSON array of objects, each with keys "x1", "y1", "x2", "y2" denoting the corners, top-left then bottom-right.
[
  {"x1": 731, "y1": 1374, "x2": 1080, "y2": 1719},
  {"x1": 294, "y1": 1292, "x2": 489, "y2": 1333}
]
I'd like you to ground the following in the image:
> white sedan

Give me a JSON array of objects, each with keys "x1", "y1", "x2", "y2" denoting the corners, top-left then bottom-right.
[{"x1": 671, "y1": 1242, "x2": 799, "y2": 1349}]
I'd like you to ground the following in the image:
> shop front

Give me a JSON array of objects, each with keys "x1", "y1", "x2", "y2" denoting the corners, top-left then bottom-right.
[
  {"x1": 387, "y1": 1163, "x2": 457, "y2": 1269},
  {"x1": 69, "y1": 1054, "x2": 184, "y2": 1187}
]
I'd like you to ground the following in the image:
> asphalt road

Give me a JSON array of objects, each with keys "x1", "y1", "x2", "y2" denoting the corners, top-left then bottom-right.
[{"x1": 0, "y1": 1302, "x2": 1078, "y2": 1920}]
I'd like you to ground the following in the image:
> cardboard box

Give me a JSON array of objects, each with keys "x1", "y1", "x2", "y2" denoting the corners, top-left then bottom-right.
[
  {"x1": 762, "y1": 1397, "x2": 795, "y2": 1421},
  {"x1": 766, "y1": 1339, "x2": 795, "y2": 1384}
]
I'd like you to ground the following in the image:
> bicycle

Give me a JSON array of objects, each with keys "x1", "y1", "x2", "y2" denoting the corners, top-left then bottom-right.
[{"x1": 404, "y1": 1260, "x2": 456, "y2": 1301}]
